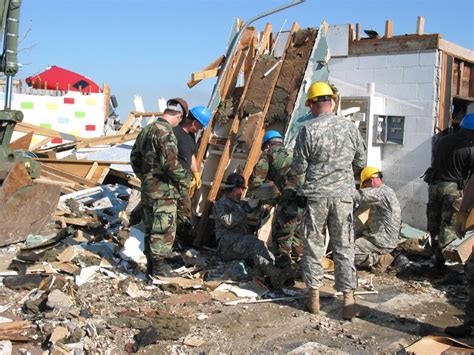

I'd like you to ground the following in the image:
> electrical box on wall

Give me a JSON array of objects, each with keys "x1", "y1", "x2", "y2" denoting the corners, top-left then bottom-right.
[{"x1": 374, "y1": 115, "x2": 405, "y2": 144}]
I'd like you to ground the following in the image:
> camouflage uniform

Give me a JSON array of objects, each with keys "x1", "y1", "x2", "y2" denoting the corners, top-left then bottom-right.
[
  {"x1": 427, "y1": 129, "x2": 473, "y2": 260},
  {"x1": 214, "y1": 195, "x2": 275, "y2": 269},
  {"x1": 466, "y1": 252, "x2": 474, "y2": 323},
  {"x1": 353, "y1": 184, "x2": 401, "y2": 268},
  {"x1": 291, "y1": 112, "x2": 366, "y2": 292},
  {"x1": 428, "y1": 182, "x2": 463, "y2": 249},
  {"x1": 249, "y1": 144, "x2": 303, "y2": 265},
  {"x1": 130, "y1": 119, "x2": 191, "y2": 264}
]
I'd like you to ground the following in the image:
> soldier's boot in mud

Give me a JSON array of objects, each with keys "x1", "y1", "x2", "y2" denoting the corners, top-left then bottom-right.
[
  {"x1": 307, "y1": 288, "x2": 320, "y2": 314},
  {"x1": 445, "y1": 321, "x2": 474, "y2": 337},
  {"x1": 371, "y1": 253, "x2": 394, "y2": 274},
  {"x1": 342, "y1": 291, "x2": 357, "y2": 321}
]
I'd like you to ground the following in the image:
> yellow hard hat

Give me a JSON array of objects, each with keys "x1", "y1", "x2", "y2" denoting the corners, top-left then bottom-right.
[
  {"x1": 305, "y1": 81, "x2": 335, "y2": 107},
  {"x1": 360, "y1": 166, "x2": 381, "y2": 184}
]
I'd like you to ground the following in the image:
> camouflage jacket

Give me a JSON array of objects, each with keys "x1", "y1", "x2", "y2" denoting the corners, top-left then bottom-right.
[
  {"x1": 291, "y1": 112, "x2": 366, "y2": 198},
  {"x1": 354, "y1": 184, "x2": 401, "y2": 249},
  {"x1": 130, "y1": 118, "x2": 191, "y2": 201},
  {"x1": 214, "y1": 195, "x2": 250, "y2": 242},
  {"x1": 249, "y1": 144, "x2": 294, "y2": 193}
]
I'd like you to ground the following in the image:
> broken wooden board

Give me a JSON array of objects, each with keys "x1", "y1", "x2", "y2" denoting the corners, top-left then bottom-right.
[
  {"x1": 442, "y1": 232, "x2": 474, "y2": 263},
  {"x1": 9, "y1": 132, "x2": 33, "y2": 150},
  {"x1": 36, "y1": 158, "x2": 111, "y2": 184},
  {"x1": 404, "y1": 335, "x2": 474, "y2": 354}
]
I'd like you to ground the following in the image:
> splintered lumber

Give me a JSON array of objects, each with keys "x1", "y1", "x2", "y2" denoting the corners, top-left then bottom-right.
[
  {"x1": 192, "y1": 68, "x2": 219, "y2": 81},
  {"x1": 36, "y1": 158, "x2": 111, "y2": 184},
  {"x1": 385, "y1": 20, "x2": 393, "y2": 39},
  {"x1": 9, "y1": 132, "x2": 33, "y2": 150},
  {"x1": 75, "y1": 132, "x2": 139, "y2": 150},
  {"x1": 15, "y1": 122, "x2": 83, "y2": 141},
  {"x1": 187, "y1": 54, "x2": 225, "y2": 88},
  {"x1": 257, "y1": 23, "x2": 273, "y2": 56}
]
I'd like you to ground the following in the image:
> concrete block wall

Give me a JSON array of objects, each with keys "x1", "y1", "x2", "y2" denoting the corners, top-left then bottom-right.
[{"x1": 329, "y1": 50, "x2": 440, "y2": 229}]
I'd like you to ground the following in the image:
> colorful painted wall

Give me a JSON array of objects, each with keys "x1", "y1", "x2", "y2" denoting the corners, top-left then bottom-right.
[{"x1": 4, "y1": 90, "x2": 105, "y2": 146}]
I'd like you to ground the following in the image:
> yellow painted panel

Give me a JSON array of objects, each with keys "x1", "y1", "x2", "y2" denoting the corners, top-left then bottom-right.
[
  {"x1": 46, "y1": 103, "x2": 58, "y2": 110},
  {"x1": 86, "y1": 98, "x2": 96, "y2": 106}
]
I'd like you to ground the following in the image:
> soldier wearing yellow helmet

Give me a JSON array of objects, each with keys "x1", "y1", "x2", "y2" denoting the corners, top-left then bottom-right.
[
  {"x1": 353, "y1": 167, "x2": 401, "y2": 274},
  {"x1": 290, "y1": 81, "x2": 366, "y2": 320}
]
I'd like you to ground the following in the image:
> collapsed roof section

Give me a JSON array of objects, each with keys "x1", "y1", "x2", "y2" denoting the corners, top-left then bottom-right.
[{"x1": 188, "y1": 20, "x2": 332, "y2": 246}]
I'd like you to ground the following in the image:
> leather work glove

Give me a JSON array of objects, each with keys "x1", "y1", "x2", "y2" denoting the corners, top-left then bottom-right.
[
  {"x1": 282, "y1": 188, "x2": 297, "y2": 202},
  {"x1": 455, "y1": 211, "x2": 468, "y2": 238},
  {"x1": 192, "y1": 171, "x2": 202, "y2": 189},
  {"x1": 296, "y1": 195, "x2": 308, "y2": 209}
]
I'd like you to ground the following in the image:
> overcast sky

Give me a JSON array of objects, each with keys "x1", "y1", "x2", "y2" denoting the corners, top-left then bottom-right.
[{"x1": 19, "y1": 0, "x2": 474, "y2": 119}]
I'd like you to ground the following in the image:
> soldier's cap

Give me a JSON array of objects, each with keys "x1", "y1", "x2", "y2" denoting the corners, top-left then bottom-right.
[
  {"x1": 223, "y1": 173, "x2": 246, "y2": 189},
  {"x1": 166, "y1": 97, "x2": 189, "y2": 117}
]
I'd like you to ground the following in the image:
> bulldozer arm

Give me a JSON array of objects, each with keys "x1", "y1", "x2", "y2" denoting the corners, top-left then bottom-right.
[{"x1": 0, "y1": 161, "x2": 60, "y2": 245}]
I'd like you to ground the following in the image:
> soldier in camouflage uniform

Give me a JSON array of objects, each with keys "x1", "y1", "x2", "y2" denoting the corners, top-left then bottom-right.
[
  {"x1": 214, "y1": 173, "x2": 292, "y2": 289},
  {"x1": 130, "y1": 98, "x2": 192, "y2": 276},
  {"x1": 249, "y1": 130, "x2": 303, "y2": 268},
  {"x1": 353, "y1": 167, "x2": 401, "y2": 273},
  {"x1": 290, "y1": 82, "x2": 366, "y2": 320},
  {"x1": 445, "y1": 173, "x2": 474, "y2": 337},
  {"x1": 426, "y1": 113, "x2": 474, "y2": 269}
]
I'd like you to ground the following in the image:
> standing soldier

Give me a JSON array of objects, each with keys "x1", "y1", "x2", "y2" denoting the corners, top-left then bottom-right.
[
  {"x1": 291, "y1": 82, "x2": 366, "y2": 320},
  {"x1": 130, "y1": 98, "x2": 192, "y2": 277},
  {"x1": 249, "y1": 130, "x2": 303, "y2": 268},
  {"x1": 426, "y1": 113, "x2": 474, "y2": 270},
  {"x1": 173, "y1": 106, "x2": 211, "y2": 246},
  {"x1": 445, "y1": 175, "x2": 474, "y2": 337}
]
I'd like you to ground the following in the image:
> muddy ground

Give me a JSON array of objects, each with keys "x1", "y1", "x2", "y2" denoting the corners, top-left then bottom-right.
[{"x1": 0, "y1": 237, "x2": 471, "y2": 355}]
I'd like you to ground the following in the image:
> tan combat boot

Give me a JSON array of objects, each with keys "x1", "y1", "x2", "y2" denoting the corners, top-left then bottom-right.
[
  {"x1": 308, "y1": 288, "x2": 320, "y2": 314},
  {"x1": 371, "y1": 253, "x2": 394, "y2": 274},
  {"x1": 342, "y1": 291, "x2": 357, "y2": 320}
]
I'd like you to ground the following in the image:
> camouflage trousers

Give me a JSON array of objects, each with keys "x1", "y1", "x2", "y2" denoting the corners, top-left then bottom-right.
[
  {"x1": 427, "y1": 182, "x2": 463, "y2": 250},
  {"x1": 302, "y1": 197, "x2": 357, "y2": 292},
  {"x1": 272, "y1": 199, "x2": 304, "y2": 266},
  {"x1": 217, "y1": 233, "x2": 274, "y2": 269},
  {"x1": 142, "y1": 198, "x2": 177, "y2": 260},
  {"x1": 466, "y1": 252, "x2": 474, "y2": 322},
  {"x1": 354, "y1": 236, "x2": 393, "y2": 268},
  {"x1": 176, "y1": 194, "x2": 193, "y2": 243}
]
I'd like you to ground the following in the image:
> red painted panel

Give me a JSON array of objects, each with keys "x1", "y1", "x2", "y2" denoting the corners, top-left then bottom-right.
[
  {"x1": 85, "y1": 124, "x2": 96, "y2": 131},
  {"x1": 64, "y1": 97, "x2": 75, "y2": 104}
]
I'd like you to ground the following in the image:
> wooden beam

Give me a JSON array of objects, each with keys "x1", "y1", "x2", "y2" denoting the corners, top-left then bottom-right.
[
  {"x1": 438, "y1": 38, "x2": 474, "y2": 64},
  {"x1": 356, "y1": 23, "x2": 361, "y2": 41},
  {"x1": 118, "y1": 113, "x2": 137, "y2": 134},
  {"x1": 457, "y1": 61, "x2": 464, "y2": 96},
  {"x1": 187, "y1": 55, "x2": 225, "y2": 88},
  {"x1": 15, "y1": 122, "x2": 83, "y2": 141},
  {"x1": 30, "y1": 137, "x2": 52, "y2": 151},
  {"x1": 85, "y1": 161, "x2": 99, "y2": 180},
  {"x1": 103, "y1": 83, "x2": 111, "y2": 123},
  {"x1": 9, "y1": 132, "x2": 33, "y2": 150},
  {"x1": 384, "y1": 20, "x2": 393, "y2": 39},
  {"x1": 191, "y1": 68, "x2": 219, "y2": 81},
  {"x1": 349, "y1": 34, "x2": 440, "y2": 56},
  {"x1": 75, "y1": 132, "x2": 139, "y2": 150},
  {"x1": 416, "y1": 16, "x2": 425, "y2": 35},
  {"x1": 257, "y1": 23, "x2": 272, "y2": 55}
]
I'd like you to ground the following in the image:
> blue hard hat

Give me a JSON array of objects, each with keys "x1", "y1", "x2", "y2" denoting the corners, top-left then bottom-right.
[
  {"x1": 262, "y1": 130, "x2": 283, "y2": 144},
  {"x1": 189, "y1": 106, "x2": 211, "y2": 128},
  {"x1": 460, "y1": 113, "x2": 474, "y2": 130}
]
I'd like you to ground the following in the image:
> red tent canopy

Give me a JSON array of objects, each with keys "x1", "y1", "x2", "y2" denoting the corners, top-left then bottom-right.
[{"x1": 25, "y1": 65, "x2": 102, "y2": 93}]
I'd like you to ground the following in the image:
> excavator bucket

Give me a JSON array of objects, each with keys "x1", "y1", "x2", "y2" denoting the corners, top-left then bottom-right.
[{"x1": 0, "y1": 161, "x2": 60, "y2": 245}]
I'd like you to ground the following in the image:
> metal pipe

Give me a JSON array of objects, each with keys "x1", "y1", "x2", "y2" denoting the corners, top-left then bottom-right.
[
  {"x1": 5, "y1": 75, "x2": 12, "y2": 109},
  {"x1": 207, "y1": 0, "x2": 305, "y2": 108}
]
